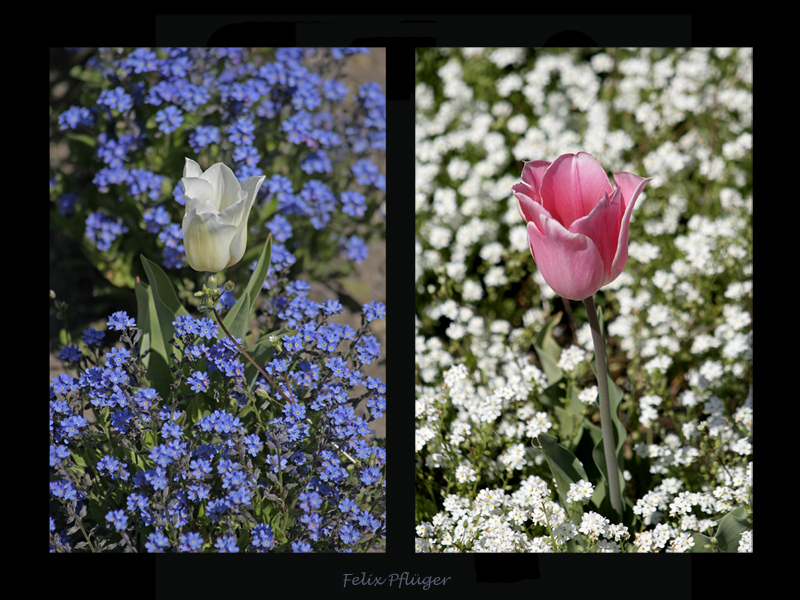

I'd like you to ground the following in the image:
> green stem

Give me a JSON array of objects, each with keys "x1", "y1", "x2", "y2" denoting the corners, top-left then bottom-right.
[
  {"x1": 583, "y1": 295, "x2": 623, "y2": 523},
  {"x1": 202, "y1": 272, "x2": 216, "y2": 321}
]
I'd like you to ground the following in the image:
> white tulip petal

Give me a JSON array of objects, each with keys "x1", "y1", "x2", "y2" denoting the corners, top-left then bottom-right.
[
  {"x1": 185, "y1": 195, "x2": 220, "y2": 217},
  {"x1": 182, "y1": 177, "x2": 216, "y2": 207},
  {"x1": 182, "y1": 209, "x2": 240, "y2": 272},
  {"x1": 240, "y1": 175, "x2": 266, "y2": 204},
  {"x1": 183, "y1": 157, "x2": 205, "y2": 178},
  {"x1": 180, "y1": 159, "x2": 262, "y2": 272}
]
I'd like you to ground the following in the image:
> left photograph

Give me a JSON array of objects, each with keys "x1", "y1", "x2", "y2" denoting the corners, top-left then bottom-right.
[{"x1": 50, "y1": 47, "x2": 386, "y2": 553}]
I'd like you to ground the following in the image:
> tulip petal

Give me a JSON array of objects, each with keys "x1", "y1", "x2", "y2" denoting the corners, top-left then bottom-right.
[
  {"x1": 608, "y1": 173, "x2": 652, "y2": 281},
  {"x1": 239, "y1": 175, "x2": 266, "y2": 225},
  {"x1": 527, "y1": 217, "x2": 605, "y2": 301},
  {"x1": 201, "y1": 163, "x2": 246, "y2": 212},
  {"x1": 612, "y1": 172, "x2": 652, "y2": 214},
  {"x1": 226, "y1": 227, "x2": 248, "y2": 268},
  {"x1": 513, "y1": 185, "x2": 553, "y2": 236},
  {"x1": 182, "y1": 208, "x2": 240, "y2": 273},
  {"x1": 241, "y1": 174, "x2": 266, "y2": 203},
  {"x1": 183, "y1": 157, "x2": 205, "y2": 178},
  {"x1": 520, "y1": 160, "x2": 551, "y2": 195},
  {"x1": 570, "y1": 189, "x2": 623, "y2": 283},
  {"x1": 184, "y1": 195, "x2": 219, "y2": 218},
  {"x1": 540, "y1": 152, "x2": 613, "y2": 228},
  {"x1": 228, "y1": 176, "x2": 263, "y2": 265},
  {"x1": 181, "y1": 160, "x2": 264, "y2": 273},
  {"x1": 513, "y1": 161, "x2": 551, "y2": 223},
  {"x1": 182, "y1": 177, "x2": 216, "y2": 207}
]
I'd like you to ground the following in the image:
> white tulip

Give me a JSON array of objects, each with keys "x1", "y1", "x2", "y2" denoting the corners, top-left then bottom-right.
[{"x1": 181, "y1": 158, "x2": 265, "y2": 273}]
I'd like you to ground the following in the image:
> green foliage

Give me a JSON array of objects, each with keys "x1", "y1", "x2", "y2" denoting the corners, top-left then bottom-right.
[
  {"x1": 690, "y1": 506, "x2": 752, "y2": 553},
  {"x1": 222, "y1": 235, "x2": 272, "y2": 344},
  {"x1": 135, "y1": 255, "x2": 188, "y2": 397},
  {"x1": 536, "y1": 433, "x2": 588, "y2": 513},
  {"x1": 532, "y1": 312, "x2": 564, "y2": 385}
]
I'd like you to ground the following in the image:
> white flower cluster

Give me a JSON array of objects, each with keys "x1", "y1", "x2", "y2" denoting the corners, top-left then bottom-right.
[
  {"x1": 631, "y1": 464, "x2": 752, "y2": 552},
  {"x1": 415, "y1": 475, "x2": 632, "y2": 553}
]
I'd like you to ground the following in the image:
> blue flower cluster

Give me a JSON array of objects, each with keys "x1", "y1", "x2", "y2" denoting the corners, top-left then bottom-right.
[
  {"x1": 50, "y1": 293, "x2": 386, "y2": 553},
  {"x1": 84, "y1": 211, "x2": 129, "y2": 252},
  {"x1": 53, "y1": 47, "x2": 385, "y2": 275}
]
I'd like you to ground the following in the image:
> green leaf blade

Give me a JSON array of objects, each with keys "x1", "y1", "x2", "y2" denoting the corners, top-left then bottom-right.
[
  {"x1": 533, "y1": 312, "x2": 564, "y2": 385},
  {"x1": 224, "y1": 235, "x2": 273, "y2": 342},
  {"x1": 537, "y1": 432, "x2": 589, "y2": 512},
  {"x1": 136, "y1": 255, "x2": 188, "y2": 397}
]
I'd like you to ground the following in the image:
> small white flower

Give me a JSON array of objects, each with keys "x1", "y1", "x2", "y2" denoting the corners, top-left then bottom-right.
[
  {"x1": 737, "y1": 530, "x2": 753, "y2": 553},
  {"x1": 483, "y1": 265, "x2": 508, "y2": 287},
  {"x1": 578, "y1": 511, "x2": 609, "y2": 540},
  {"x1": 567, "y1": 479, "x2": 594, "y2": 503},
  {"x1": 578, "y1": 386, "x2": 598, "y2": 404},
  {"x1": 670, "y1": 532, "x2": 695, "y2": 553},
  {"x1": 416, "y1": 522, "x2": 434, "y2": 538},
  {"x1": 525, "y1": 412, "x2": 552, "y2": 439},
  {"x1": 557, "y1": 345, "x2": 586, "y2": 372},
  {"x1": 455, "y1": 465, "x2": 478, "y2": 484}
]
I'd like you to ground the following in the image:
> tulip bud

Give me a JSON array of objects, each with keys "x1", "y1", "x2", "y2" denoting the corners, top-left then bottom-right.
[{"x1": 181, "y1": 158, "x2": 265, "y2": 273}]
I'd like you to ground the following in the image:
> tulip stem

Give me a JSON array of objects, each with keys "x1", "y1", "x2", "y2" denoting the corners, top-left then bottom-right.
[
  {"x1": 208, "y1": 302, "x2": 357, "y2": 465},
  {"x1": 202, "y1": 272, "x2": 217, "y2": 321},
  {"x1": 583, "y1": 295, "x2": 623, "y2": 523}
]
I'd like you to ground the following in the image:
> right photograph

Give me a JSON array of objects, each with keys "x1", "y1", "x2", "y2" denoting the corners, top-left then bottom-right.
[{"x1": 414, "y1": 47, "x2": 752, "y2": 553}]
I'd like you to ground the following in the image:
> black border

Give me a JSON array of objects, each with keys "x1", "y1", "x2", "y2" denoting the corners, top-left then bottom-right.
[{"x1": 45, "y1": 12, "x2": 755, "y2": 600}]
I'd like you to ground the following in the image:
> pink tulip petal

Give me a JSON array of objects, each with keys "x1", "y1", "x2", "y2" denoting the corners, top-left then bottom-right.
[
  {"x1": 612, "y1": 172, "x2": 652, "y2": 212},
  {"x1": 527, "y1": 218, "x2": 605, "y2": 301},
  {"x1": 513, "y1": 184, "x2": 554, "y2": 235},
  {"x1": 520, "y1": 160, "x2": 551, "y2": 194},
  {"x1": 512, "y1": 182, "x2": 537, "y2": 221},
  {"x1": 608, "y1": 173, "x2": 652, "y2": 281},
  {"x1": 570, "y1": 189, "x2": 623, "y2": 283},
  {"x1": 540, "y1": 152, "x2": 613, "y2": 228},
  {"x1": 513, "y1": 152, "x2": 651, "y2": 300}
]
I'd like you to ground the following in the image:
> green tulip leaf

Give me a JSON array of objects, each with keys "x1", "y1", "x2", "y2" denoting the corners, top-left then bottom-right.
[
  {"x1": 223, "y1": 290, "x2": 251, "y2": 344},
  {"x1": 555, "y1": 383, "x2": 586, "y2": 450},
  {"x1": 241, "y1": 234, "x2": 273, "y2": 313},
  {"x1": 590, "y1": 422, "x2": 626, "y2": 519},
  {"x1": 136, "y1": 255, "x2": 188, "y2": 397},
  {"x1": 533, "y1": 312, "x2": 564, "y2": 385},
  {"x1": 536, "y1": 432, "x2": 589, "y2": 512},
  {"x1": 715, "y1": 506, "x2": 751, "y2": 552},
  {"x1": 688, "y1": 532, "x2": 714, "y2": 553},
  {"x1": 64, "y1": 131, "x2": 98, "y2": 149},
  {"x1": 140, "y1": 255, "x2": 189, "y2": 319},
  {"x1": 134, "y1": 277, "x2": 172, "y2": 398},
  {"x1": 185, "y1": 392, "x2": 214, "y2": 428},
  {"x1": 224, "y1": 235, "x2": 273, "y2": 342},
  {"x1": 689, "y1": 506, "x2": 751, "y2": 553}
]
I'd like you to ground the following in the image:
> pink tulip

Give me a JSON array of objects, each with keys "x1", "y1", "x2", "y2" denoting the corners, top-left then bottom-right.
[{"x1": 512, "y1": 152, "x2": 652, "y2": 301}]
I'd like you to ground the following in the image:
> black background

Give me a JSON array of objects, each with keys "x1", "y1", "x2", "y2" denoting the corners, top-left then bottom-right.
[{"x1": 45, "y1": 11, "x2": 754, "y2": 599}]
